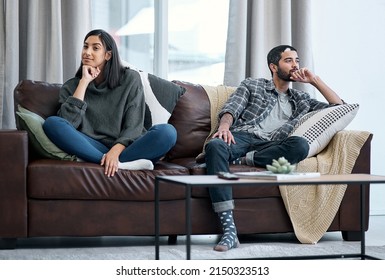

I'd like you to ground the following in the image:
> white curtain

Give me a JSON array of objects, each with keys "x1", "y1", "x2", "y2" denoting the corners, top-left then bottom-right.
[
  {"x1": 224, "y1": 0, "x2": 314, "y2": 95},
  {"x1": 0, "y1": 0, "x2": 91, "y2": 129}
]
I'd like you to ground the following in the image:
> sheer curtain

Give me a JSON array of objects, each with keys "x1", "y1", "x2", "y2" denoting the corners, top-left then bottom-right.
[
  {"x1": 224, "y1": 0, "x2": 314, "y2": 94},
  {"x1": 0, "y1": 0, "x2": 91, "y2": 129}
]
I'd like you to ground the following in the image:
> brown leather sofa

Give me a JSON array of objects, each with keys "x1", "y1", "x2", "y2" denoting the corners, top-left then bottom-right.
[{"x1": 0, "y1": 79, "x2": 372, "y2": 249}]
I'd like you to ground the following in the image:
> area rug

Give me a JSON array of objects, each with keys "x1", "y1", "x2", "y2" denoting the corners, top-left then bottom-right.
[{"x1": 1, "y1": 241, "x2": 384, "y2": 260}]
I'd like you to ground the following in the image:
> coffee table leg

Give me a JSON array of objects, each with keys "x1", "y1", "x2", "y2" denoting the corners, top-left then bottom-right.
[
  {"x1": 155, "y1": 178, "x2": 160, "y2": 260},
  {"x1": 360, "y1": 183, "x2": 366, "y2": 259},
  {"x1": 186, "y1": 185, "x2": 191, "y2": 260}
]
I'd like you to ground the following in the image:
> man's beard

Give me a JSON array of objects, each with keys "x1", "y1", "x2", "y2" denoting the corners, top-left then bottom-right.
[{"x1": 277, "y1": 67, "x2": 294, "y2": 82}]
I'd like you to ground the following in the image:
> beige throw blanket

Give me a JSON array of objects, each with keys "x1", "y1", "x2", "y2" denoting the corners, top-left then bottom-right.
[
  {"x1": 201, "y1": 84, "x2": 371, "y2": 244},
  {"x1": 195, "y1": 85, "x2": 236, "y2": 161},
  {"x1": 280, "y1": 130, "x2": 370, "y2": 244}
]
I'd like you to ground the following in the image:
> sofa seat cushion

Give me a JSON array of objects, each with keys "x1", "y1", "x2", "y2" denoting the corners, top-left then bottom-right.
[
  {"x1": 27, "y1": 159, "x2": 189, "y2": 201},
  {"x1": 191, "y1": 182, "x2": 282, "y2": 200}
]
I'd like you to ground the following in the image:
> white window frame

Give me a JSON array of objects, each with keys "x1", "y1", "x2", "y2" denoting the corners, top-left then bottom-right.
[{"x1": 154, "y1": 0, "x2": 168, "y2": 79}]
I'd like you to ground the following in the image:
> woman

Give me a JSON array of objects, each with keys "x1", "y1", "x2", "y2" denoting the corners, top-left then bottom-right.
[{"x1": 43, "y1": 29, "x2": 177, "y2": 177}]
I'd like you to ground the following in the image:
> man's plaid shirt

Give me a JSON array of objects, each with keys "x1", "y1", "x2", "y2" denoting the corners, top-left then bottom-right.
[{"x1": 219, "y1": 78, "x2": 333, "y2": 141}]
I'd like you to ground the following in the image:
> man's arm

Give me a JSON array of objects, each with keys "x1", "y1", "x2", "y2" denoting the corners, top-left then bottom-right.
[
  {"x1": 212, "y1": 113, "x2": 236, "y2": 145},
  {"x1": 291, "y1": 68, "x2": 343, "y2": 104}
]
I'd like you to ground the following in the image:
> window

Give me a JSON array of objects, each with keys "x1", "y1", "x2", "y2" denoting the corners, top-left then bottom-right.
[{"x1": 91, "y1": 0, "x2": 229, "y2": 85}]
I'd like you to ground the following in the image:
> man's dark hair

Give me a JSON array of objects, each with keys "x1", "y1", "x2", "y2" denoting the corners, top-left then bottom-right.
[
  {"x1": 76, "y1": 29, "x2": 125, "y2": 89},
  {"x1": 267, "y1": 45, "x2": 297, "y2": 76}
]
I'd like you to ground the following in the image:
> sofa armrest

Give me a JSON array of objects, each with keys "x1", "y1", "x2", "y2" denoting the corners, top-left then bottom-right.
[
  {"x1": 0, "y1": 130, "x2": 28, "y2": 238},
  {"x1": 338, "y1": 133, "x2": 373, "y2": 237},
  {"x1": 351, "y1": 133, "x2": 372, "y2": 174}
]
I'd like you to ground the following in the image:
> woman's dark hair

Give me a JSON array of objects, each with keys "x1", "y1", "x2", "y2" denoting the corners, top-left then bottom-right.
[
  {"x1": 267, "y1": 45, "x2": 297, "y2": 76},
  {"x1": 76, "y1": 29, "x2": 124, "y2": 89}
]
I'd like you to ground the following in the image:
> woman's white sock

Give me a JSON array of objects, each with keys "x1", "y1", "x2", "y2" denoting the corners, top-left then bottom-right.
[{"x1": 118, "y1": 159, "x2": 154, "y2": 170}]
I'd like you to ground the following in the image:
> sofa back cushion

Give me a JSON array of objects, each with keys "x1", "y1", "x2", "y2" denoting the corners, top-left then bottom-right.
[
  {"x1": 14, "y1": 80, "x2": 61, "y2": 121},
  {"x1": 14, "y1": 76, "x2": 186, "y2": 125},
  {"x1": 13, "y1": 79, "x2": 211, "y2": 161},
  {"x1": 166, "y1": 81, "x2": 211, "y2": 160},
  {"x1": 14, "y1": 80, "x2": 71, "y2": 160}
]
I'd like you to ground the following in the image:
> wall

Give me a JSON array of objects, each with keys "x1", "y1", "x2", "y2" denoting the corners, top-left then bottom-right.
[{"x1": 311, "y1": 0, "x2": 385, "y2": 215}]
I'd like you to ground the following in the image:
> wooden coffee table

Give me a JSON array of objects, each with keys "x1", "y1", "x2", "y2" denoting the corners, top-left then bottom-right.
[{"x1": 154, "y1": 173, "x2": 385, "y2": 260}]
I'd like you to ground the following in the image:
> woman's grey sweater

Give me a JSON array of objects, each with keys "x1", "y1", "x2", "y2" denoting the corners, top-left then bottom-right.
[{"x1": 58, "y1": 68, "x2": 146, "y2": 148}]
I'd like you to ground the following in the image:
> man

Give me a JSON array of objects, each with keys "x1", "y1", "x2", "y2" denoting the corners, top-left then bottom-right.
[{"x1": 205, "y1": 45, "x2": 344, "y2": 251}]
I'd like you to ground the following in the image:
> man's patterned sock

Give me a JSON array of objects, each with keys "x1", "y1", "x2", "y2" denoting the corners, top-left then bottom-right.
[
  {"x1": 214, "y1": 210, "x2": 239, "y2": 251},
  {"x1": 231, "y1": 157, "x2": 247, "y2": 165}
]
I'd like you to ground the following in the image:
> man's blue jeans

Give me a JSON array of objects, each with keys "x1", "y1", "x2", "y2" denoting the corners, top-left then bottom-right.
[
  {"x1": 205, "y1": 131, "x2": 309, "y2": 212},
  {"x1": 43, "y1": 116, "x2": 177, "y2": 163}
]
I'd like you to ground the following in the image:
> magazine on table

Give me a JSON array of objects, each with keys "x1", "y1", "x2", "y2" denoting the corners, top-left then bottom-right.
[{"x1": 233, "y1": 171, "x2": 321, "y2": 180}]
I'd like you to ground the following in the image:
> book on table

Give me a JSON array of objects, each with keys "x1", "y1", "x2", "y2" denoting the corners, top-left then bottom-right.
[{"x1": 233, "y1": 171, "x2": 321, "y2": 180}]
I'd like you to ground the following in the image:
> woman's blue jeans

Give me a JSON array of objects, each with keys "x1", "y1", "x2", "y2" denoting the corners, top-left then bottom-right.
[
  {"x1": 43, "y1": 116, "x2": 177, "y2": 164},
  {"x1": 205, "y1": 131, "x2": 309, "y2": 212}
]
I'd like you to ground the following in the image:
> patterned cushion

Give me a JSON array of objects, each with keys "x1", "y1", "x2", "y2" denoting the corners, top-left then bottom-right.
[
  {"x1": 134, "y1": 70, "x2": 186, "y2": 130},
  {"x1": 290, "y1": 104, "x2": 359, "y2": 157}
]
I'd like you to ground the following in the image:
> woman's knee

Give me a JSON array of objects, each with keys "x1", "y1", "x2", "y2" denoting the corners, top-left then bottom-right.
[
  {"x1": 151, "y1": 124, "x2": 177, "y2": 145},
  {"x1": 42, "y1": 116, "x2": 65, "y2": 135},
  {"x1": 43, "y1": 116, "x2": 59, "y2": 130},
  {"x1": 163, "y1": 124, "x2": 177, "y2": 143}
]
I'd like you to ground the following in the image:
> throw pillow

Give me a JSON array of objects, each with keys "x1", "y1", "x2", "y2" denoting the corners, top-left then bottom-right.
[
  {"x1": 290, "y1": 103, "x2": 359, "y2": 157},
  {"x1": 15, "y1": 105, "x2": 76, "y2": 160},
  {"x1": 136, "y1": 71, "x2": 186, "y2": 129}
]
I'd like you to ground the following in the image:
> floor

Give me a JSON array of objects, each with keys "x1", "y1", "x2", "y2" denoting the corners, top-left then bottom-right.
[
  {"x1": 360, "y1": 215, "x2": 385, "y2": 246},
  {"x1": 2, "y1": 219, "x2": 382, "y2": 279},
  {"x1": 7, "y1": 215, "x2": 385, "y2": 249}
]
